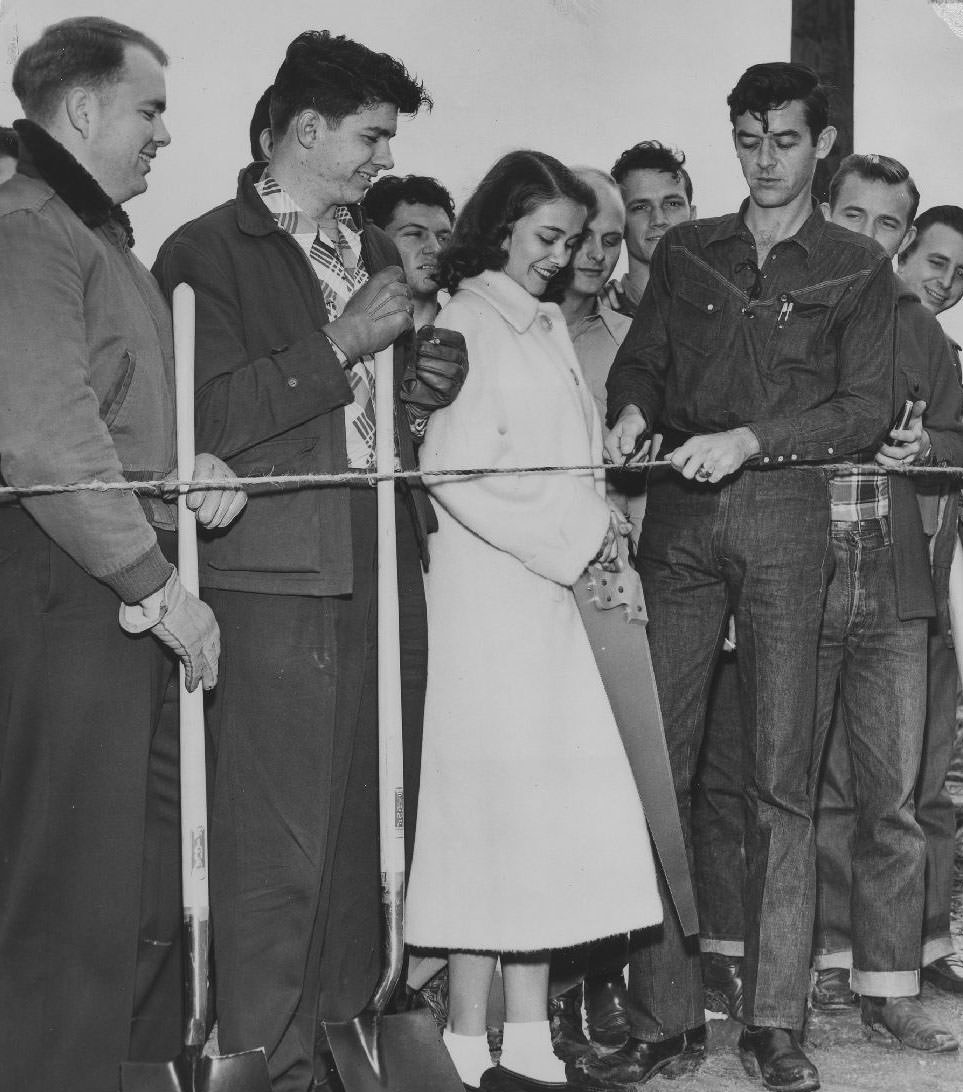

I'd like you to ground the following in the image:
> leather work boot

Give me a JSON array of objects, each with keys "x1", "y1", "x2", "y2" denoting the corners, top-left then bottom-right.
[
  {"x1": 569, "y1": 1025, "x2": 707, "y2": 1088},
  {"x1": 922, "y1": 951, "x2": 963, "y2": 993},
  {"x1": 701, "y1": 952, "x2": 745, "y2": 1021},
  {"x1": 584, "y1": 973, "x2": 630, "y2": 1050},
  {"x1": 860, "y1": 995, "x2": 959, "y2": 1052},
  {"x1": 810, "y1": 967, "x2": 857, "y2": 1012},
  {"x1": 738, "y1": 1026, "x2": 819, "y2": 1092},
  {"x1": 549, "y1": 983, "x2": 591, "y2": 1063}
]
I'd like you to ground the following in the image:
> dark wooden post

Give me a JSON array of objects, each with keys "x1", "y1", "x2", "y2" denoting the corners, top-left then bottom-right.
[{"x1": 791, "y1": 0, "x2": 855, "y2": 201}]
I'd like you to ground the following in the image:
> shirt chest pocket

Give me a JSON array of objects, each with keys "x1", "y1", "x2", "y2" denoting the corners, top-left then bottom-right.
[
  {"x1": 773, "y1": 285, "x2": 847, "y2": 359},
  {"x1": 671, "y1": 280, "x2": 726, "y2": 358}
]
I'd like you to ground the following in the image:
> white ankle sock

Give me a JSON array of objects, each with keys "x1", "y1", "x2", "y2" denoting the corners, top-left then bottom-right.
[
  {"x1": 500, "y1": 1020, "x2": 567, "y2": 1083},
  {"x1": 443, "y1": 1028, "x2": 491, "y2": 1087}
]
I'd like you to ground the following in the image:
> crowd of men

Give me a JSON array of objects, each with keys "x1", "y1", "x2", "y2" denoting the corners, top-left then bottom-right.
[{"x1": 2, "y1": 14, "x2": 963, "y2": 1092}]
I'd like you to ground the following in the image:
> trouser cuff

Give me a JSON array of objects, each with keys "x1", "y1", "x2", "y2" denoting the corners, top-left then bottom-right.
[
  {"x1": 850, "y1": 968, "x2": 920, "y2": 997},
  {"x1": 922, "y1": 937, "x2": 956, "y2": 966},
  {"x1": 813, "y1": 949, "x2": 853, "y2": 971},
  {"x1": 699, "y1": 938, "x2": 744, "y2": 957}
]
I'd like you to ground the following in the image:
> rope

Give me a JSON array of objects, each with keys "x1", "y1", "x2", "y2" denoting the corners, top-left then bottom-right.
[{"x1": 1, "y1": 457, "x2": 962, "y2": 499}]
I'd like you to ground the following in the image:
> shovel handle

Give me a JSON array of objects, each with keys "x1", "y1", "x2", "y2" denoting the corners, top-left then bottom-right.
[
  {"x1": 371, "y1": 346, "x2": 405, "y2": 1012},
  {"x1": 173, "y1": 283, "x2": 211, "y2": 1045}
]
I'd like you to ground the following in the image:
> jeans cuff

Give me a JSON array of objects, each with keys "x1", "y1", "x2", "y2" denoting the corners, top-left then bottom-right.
[
  {"x1": 813, "y1": 948, "x2": 853, "y2": 971},
  {"x1": 700, "y1": 938, "x2": 744, "y2": 957},
  {"x1": 851, "y1": 968, "x2": 919, "y2": 997},
  {"x1": 922, "y1": 937, "x2": 957, "y2": 966}
]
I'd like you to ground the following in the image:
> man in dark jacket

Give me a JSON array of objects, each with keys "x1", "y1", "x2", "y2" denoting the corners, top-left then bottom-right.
[
  {"x1": 811, "y1": 155, "x2": 963, "y2": 1051},
  {"x1": 153, "y1": 30, "x2": 465, "y2": 1092},
  {"x1": 0, "y1": 17, "x2": 244, "y2": 1092}
]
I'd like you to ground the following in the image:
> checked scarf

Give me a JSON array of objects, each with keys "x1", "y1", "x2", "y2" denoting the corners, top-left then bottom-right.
[{"x1": 257, "y1": 172, "x2": 376, "y2": 469}]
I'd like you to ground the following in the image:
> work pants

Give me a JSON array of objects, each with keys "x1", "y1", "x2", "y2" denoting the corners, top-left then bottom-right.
[
  {"x1": 628, "y1": 468, "x2": 831, "y2": 1035},
  {"x1": 206, "y1": 489, "x2": 427, "y2": 1092}
]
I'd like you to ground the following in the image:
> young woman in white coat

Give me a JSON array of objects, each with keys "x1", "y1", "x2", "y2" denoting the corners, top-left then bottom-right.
[{"x1": 405, "y1": 151, "x2": 661, "y2": 1092}]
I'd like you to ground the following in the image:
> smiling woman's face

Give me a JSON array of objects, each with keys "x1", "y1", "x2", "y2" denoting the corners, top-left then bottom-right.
[{"x1": 501, "y1": 197, "x2": 587, "y2": 297}]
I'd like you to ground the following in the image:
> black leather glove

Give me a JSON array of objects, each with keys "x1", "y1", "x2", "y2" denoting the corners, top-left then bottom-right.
[{"x1": 401, "y1": 325, "x2": 469, "y2": 437}]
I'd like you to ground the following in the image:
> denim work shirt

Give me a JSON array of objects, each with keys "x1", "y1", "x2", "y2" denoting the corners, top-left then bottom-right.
[{"x1": 607, "y1": 200, "x2": 896, "y2": 463}]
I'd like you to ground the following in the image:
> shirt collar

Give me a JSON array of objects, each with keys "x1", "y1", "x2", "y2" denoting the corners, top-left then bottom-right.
[
  {"x1": 569, "y1": 298, "x2": 624, "y2": 341},
  {"x1": 256, "y1": 170, "x2": 360, "y2": 241},
  {"x1": 705, "y1": 197, "x2": 824, "y2": 256},
  {"x1": 459, "y1": 270, "x2": 556, "y2": 333}
]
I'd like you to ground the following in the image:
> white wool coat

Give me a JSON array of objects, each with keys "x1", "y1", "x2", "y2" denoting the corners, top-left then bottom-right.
[{"x1": 405, "y1": 271, "x2": 661, "y2": 952}]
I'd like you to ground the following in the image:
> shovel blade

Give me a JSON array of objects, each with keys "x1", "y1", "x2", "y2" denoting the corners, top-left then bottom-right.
[
  {"x1": 327, "y1": 1010, "x2": 462, "y2": 1092},
  {"x1": 121, "y1": 1048, "x2": 272, "y2": 1092}
]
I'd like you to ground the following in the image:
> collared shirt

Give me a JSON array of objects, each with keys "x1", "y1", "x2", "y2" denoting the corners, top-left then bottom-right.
[
  {"x1": 608, "y1": 199, "x2": 895, "y2": 464},
  {"x1": 600, "y1": 273, "x2": 643, "y2": 319},
  {"x1": 566, "y1": 300, "x2": 632, "y2": 422},
  {"x1": 255, "y1": 172, "x2": 376, "y2": 469}
]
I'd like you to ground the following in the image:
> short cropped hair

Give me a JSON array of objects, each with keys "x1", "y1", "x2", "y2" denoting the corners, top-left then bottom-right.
[
  {"x1": 828, "y1": 154, "x2": 920, "y2": 226},
  {"x1": 270, "y1": 30, "x2": 431, "y2": 138},
  {"x1": 249, "y1": 85, "x2": 272, "y2": 162},
  {"x1": 610, "y1": 141, "x2": 693, "y2": 204},
  {"x1": 13, "y1": 16, "x2": 168, "y2": 123},
  {"x1": 727, "y1": 62, "x2": 829, "y2": 145},
  {"x1": 362, "y1": 174, "x2": 455, "y2": 229},
  {"x1": 899, "y1": 205, "x2": 963, "y2": 263},
  {"x1": 437, "y1": 149, "x2": 596, "y2": 296},
  {"x1": 0, "y1": 127, "x2": 17, "y2": 159}
]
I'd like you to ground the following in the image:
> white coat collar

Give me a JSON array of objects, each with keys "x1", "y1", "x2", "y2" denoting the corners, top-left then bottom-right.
[{"x1": 459, "y1": 270, "x2": 559, "y2": 334}]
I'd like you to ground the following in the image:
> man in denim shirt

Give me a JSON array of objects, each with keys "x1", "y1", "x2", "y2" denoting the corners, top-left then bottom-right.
[{"x1": 577, "y1": 64, "x2": 894, "y2": 1092}]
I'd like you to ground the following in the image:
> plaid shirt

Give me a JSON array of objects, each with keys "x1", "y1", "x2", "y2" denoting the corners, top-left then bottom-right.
[
  {"x1": 829, "y1": 458, "x2": 889, "y2": 522},
  {"x1": 256, "y1": 172, "x2": 376, "y2": 469}
]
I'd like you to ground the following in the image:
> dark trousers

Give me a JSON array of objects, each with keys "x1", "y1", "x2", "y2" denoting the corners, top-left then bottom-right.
[
  {"x1": 628, "y1": 468, "x2": 832, "y2": 1035},
  {"x1": 0, "y1": 509, "x2": 181, "y2": 1092},
  {"x1": 813, "y1": 521, "x2": 927, "y2": 996},
  {"x1": 205, "y1": 489, "x2": 427, "y2": 1092},
  {"x1": 693, "y1": 651, "x2": 747, "y2": 955},
  {"x1": 918, "y1": 623, "x2": 960, "y2": 964}
]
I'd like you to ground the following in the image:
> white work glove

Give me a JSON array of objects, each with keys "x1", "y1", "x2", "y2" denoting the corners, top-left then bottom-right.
[{"x1": 119, "y1": 569, "x2": 220, "y2": 691}]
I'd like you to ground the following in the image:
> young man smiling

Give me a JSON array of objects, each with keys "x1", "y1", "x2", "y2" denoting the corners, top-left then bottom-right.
[
  {"x1": 153, "y1": 31, "x2": 466, "y2": 1091},
  {"x1": 363, "y1": 173, "x2": 455, "y2": 328},
  {"x1": 580, "y1": 63, "x2": 895, "y2": 1092},
  {"x1": 602, "y1": 141, "x2": 695, "y2": 317},
  {"x1": 809, "y1": 154, "x2": 963, "y2": 1053}
]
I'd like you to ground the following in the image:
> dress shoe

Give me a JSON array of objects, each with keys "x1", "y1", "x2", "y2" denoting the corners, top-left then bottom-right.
[
  {"x1": 738, "y1": 1026, "x2": 819, "y2": 1092},
  {"x1": 922, "y1": 951, "x2": 963, "y2": 994},
  {"x1": 584, "y1": 974, "x2": 630, "y2": 1049},
  {"x1": 549, "y1": 985, "x2": 591, "y2": 1063},
  {"x1": 569, "y1": 1026, "x2": 706, "y2": 1088},
  {"x1": 810, "y1": 967, "x2": 856, "y2": 1012},
  {"x1": 479, "y1": 1065, "x2": 568, "y2": 1090},
  {"x1": 860, "y1": 995, "x2": 959, "y2": 1052},
  {"x1": 701, "y1": 952, "x2": 745, "y2": 1021}
]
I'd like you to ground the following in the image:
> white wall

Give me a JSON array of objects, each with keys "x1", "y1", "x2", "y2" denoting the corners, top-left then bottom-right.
[{"x1": 0, "y1": 0, "x2": 790, "y2": 263}]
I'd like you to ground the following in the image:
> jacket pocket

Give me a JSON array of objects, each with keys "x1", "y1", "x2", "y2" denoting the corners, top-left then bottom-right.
[
  {"x1": 672, "y1": 280, "x2": 725, "y2": 358},
  {"x1": 100, "y1": 349, "x2": 136, "y2": 428}
]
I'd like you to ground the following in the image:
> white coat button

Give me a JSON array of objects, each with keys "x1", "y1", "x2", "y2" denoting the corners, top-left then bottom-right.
[
  {"x1": 539, "y1": 314, "x2": 553, "y2": 330},
  {"x1": 287, "y1": 377, "x2": 298, "y2": 388}
]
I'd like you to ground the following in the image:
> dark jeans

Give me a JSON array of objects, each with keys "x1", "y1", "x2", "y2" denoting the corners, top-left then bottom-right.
[
  {"x1": 693, "y1": 651, "x2": 747, "y2": 956},
  {"x1": 206, "y1": 489, "x2": 427, "y2": 1092},
  {"x1": 628, "y1": 467, "x2": 831, "y2": 1035},
  {"x1": 813, "y1": 520, "x2": 927, "y2": 996},
  {"x1": 0, "y1": 510, "x2": 181, "y2": 1092},
  {"x1": 918, "y1": 623, "x2": 959, "y2": 965}
]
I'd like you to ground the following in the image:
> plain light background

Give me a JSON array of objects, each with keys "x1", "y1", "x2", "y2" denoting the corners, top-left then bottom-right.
[{"x1": 1, "y1": 0, "x2": 961, "y2": 339}]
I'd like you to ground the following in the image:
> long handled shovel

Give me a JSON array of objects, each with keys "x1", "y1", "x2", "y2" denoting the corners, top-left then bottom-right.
[
  {"x1": 121, "y1": 284, "x2": 272, "y2": 1092},
  {"x1": 325, "y1": 348, "x2": 463, "y2": 1092}
]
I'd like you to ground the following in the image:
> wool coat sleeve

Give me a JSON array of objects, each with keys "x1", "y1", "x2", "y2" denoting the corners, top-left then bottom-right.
[
  {"x1": 152, "y1": 229, "x2": 354, "y2": 459},
  {"x1": 0, "y1": 208, "x2": 168, "y2": 602},
  {"x1": 420, "y1": 296, "x2": 610, "y2": 587}
]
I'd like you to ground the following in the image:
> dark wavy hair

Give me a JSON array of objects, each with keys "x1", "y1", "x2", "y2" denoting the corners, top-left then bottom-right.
[
  {"x1": 249, "y1": 85, "x2": 272, "y2": 162},
  {"x1": 271, "y1": 30, "x2": 430, "y2": 138},
  {"x1": 13, "y1": 16, "x2": 168, "y2": 123},
  {"x1": 437, "y1": 150, "x2": 596, "y2": 296},
  {"x1": 899, "y1": 205, "x2": 963, "y2": 264},
  {"x1": 727, "y1": 61, "x2": 829, "y2": 145},
  {"x1": 362, "y1": 174, "x2": 455, "y2": 228},
  {"x1": 610, "y1": 140, "x2": 693, "y2": 203}
]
